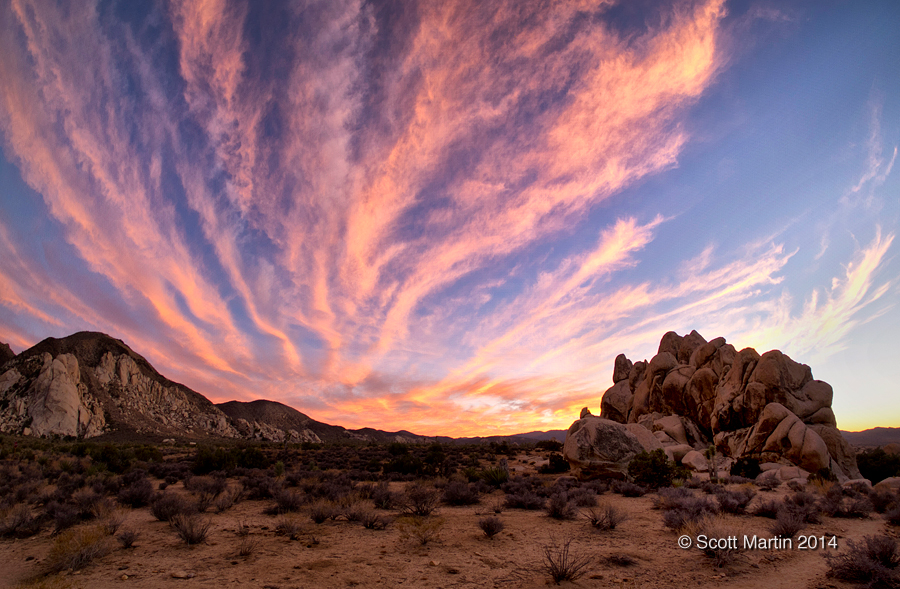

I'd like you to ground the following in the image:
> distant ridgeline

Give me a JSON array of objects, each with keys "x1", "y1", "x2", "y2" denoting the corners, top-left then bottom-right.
[
  {"x1": 563, "y1": 330, "x2": 863, "y2": 483},
  {"x1": 0, "y1": 331, "x2": 427, "y2": 444}
]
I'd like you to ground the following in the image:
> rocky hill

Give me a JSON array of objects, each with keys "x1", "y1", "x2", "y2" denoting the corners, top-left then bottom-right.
[
  {"x1": 217, "y1": 399, "x2": 425, "y2": 444},
  {"x1": 0, "y1": 332, "x2": 428, "y2": 443},
  {"x1": 841, "y1": 427, "x2": 900, "y2": 448},
  {"x1": 565, "y1": 330, "x2": 863, "y2": 482}
]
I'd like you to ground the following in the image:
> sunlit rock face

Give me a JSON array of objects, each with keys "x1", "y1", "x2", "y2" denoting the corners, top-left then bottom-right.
[
  {"x1": 0, "y1": 332, "x2": 238, "y2": 440},
  {"x1": 568, "y1": 330, "x2": 862, "y2": 481}
]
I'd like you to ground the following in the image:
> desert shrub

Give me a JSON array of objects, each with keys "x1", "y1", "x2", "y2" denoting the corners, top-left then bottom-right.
[
  {"x1": 117, "y1": 477, "x2": 153, "y2": 508},
  {"x1": 613, "y1": 481, "x2": 648, "y2": 497},
  {"x1": 585, "y1": 504, "x2": 625, "y2": 531},
  {"x1": 784, "y1": 491, "x2": 823, "y2": 524},
  {"x1": 171, "y1": 513, "x2": 211, "y2": 545},
  {"x1": 214, "y1": 488, "x2": 241, "y2": 513},
  {"x1": 71, "y1": 488, "x2": 105, "y2": 518},
  {"x1": 101, "y1": 509, "x2": 125, "y2": 535},
  {"x1": 478, "y1": 516, "x2": 504, "y2": 538},
  {"x1": 546, "y1": 493, "x2": 577, "y2": 520},
  {"x1": 505, "y1": 490, "x2": 545, "y2": 510},
  {"x1": 536, "y1": 440, "x2": 563, "y2": 452},
  {"x1": 45, "y1": 525, "x2": 112, "y2": 572},
  {"x1": 662, "y1": 496, "x2": 718, "y2": 531},
  {"x1": 603, "y1": 554, "x2": 637, "y2": 567},
  {"x1": 240, "y1": 471, "x2": 278, "y2": 500},
  {"x1": 770, "y1": 508, "x2": 805, "y2": 539},
  {"x1": 824, "y1": 495, "x2": 875, "y2": 519},
  {"x1": 715, "y1": 487, "x2": 757, "y2": 515},
  {"x1": 539, "y1": 453, "x2": 571, "y2": 475},
  {"x1": 149, "y1": 492, "x2": 194, "y2": 522},
  {"x1": 267, "y1": 489, "x2": 304, "y2": 514},
  {"x1": 441, "y1": 481, "x2": 480, "y2": 506},
  {"x1": 308, "y1": 501, "x2": 339, "y2": 524},
  {"x1": 870, "y1": 489, "x2": 899, "y2": 514},
  {"x1": 237, "y1": 536, "x2": 258, "y2": 557},
  {"x1": 628, "y1": 450, "x2": 676, "y2": 490},
  {"x1": 683, "y1": 517, "x2": 743, "y2": 568},
  {"x1": 400, "y1": 484, "x2": 440, "y2": 516},
  {"x1": 751, "y1": 498, "x2": 783, "y2": 519},
  {"x1": 569, "y1": 487, "x2": 598, "y2": 508},
  {"x1": 47, "y1": 502, "x2": 80, "y2": 534},
  {"x1": 276, "y1": 515, "x2": 304, "y2": 540},
  {"x1": 857, "y1": 449, "x2": 900, "y2": 485},
  {"x1": 371, "y1": 482, "x2": 396, "y2": 510},
  {"x1": 541, "y1": 537, "x2": 592, "y2": 584},
  {"x1": 700, "y1": 481, "x2": 724, "y2": 495},
  {"x1": 360, "y1": 511, "x2": 392, "y2": 530},
  {"x1": 0, "y1": 503, "x2": 41, "y2": 538},
  {"x1": 396, "y1": 516, "x2": 444, "y2": 545},
  {"x1": 730, "y1": 456, "x2": 762, "y2": 479},
  {"x1": 826, "y1": 534, "x2": 900, "y2": 588},
  {"x1": 653, "y1": 487, "x2": 696, "y2": 510},
  {"x1": 117, "y1": 528, "x2": 138, "y2": 549}
]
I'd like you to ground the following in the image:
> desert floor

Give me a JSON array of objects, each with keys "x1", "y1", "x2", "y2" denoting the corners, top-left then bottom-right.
[{"x1": 1, "y1": 452, "x2": 894, "y2": 589}]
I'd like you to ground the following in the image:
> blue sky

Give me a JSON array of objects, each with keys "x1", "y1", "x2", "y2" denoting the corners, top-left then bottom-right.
[{"x1": 0, "y1": 0, "x2": 897, "y2": 435}]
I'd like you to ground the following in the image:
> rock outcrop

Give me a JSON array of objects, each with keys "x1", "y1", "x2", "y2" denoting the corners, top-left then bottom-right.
[
  {"x1": 564, "y1": 330, "x2": 862, "y2": 481},
  {"x1": 563, "y1": 414, "x2": 646, "y2": 479},
  {"x1": 0, "y1": 331, "x2": 431, "y2": 444},
  {"x1": 0, "y1": 342, "x2": 15, "y2": 366}
]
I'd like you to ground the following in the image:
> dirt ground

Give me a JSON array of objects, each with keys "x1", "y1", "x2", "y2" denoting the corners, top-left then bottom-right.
[{"x1": 0, "y1": 453, "x2": 895, "y2": 589}]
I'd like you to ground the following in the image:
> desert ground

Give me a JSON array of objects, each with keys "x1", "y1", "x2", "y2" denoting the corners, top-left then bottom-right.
[{"x1": 0, "y1": 443, "x2": 897, "y2": 589}]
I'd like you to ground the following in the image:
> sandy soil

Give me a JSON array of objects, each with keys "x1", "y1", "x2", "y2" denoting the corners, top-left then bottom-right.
[{"x1": 0, "y1": 456, "x2": 895, "y2": 589}]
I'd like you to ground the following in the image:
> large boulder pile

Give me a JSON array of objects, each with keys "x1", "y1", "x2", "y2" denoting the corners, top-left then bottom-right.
[{"x1": 565, "y1": 330, "x2": 861, "y2": 482}]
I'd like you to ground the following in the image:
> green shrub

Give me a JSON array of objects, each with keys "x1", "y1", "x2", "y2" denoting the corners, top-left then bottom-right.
[
  {"x1": 539, "y1": 453, "x2": 571, "y2": 474},
  {"x1": 627, "y1": 450, "x2": 676, "y2": 489}
]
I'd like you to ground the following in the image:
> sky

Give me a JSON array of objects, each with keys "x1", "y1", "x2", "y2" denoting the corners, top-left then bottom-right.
[{"x1": 0, "y1": 0, "x2": 898, "y2": 437}]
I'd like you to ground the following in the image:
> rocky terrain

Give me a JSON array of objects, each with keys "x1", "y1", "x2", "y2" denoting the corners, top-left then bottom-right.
[
  {"x1": 564, "y1": 330, "x2": 862, "y2": 484},
  {"x1": 0, "y1": 332, "x2": 428, "y2": 444}
]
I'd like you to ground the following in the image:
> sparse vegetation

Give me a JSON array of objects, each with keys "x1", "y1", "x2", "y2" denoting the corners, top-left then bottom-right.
[
  {"x1": 826, "y1": 534, "x2": 900, "y2": 588},
  {"x1": 628, "y1": 449, "x2": 677, "y2": 489},
  {"x1": 584, "y1": 503, "x2": 625, "y2": 531},
  {"x1": 541, "y1": 536, "x2": 592, "y2": 584},
  {"x1": 396, "y1": 516, "x2": 444, "y2": 545},
  {"x1": 45, "y1": 525, "x2": 113, "y2": 572},
  {"x1": 171, "y1": 513, "x2": 212, "y2": 545},
  {"x1": 478, "y1": 516, "x2": 504, "y2": 538}
]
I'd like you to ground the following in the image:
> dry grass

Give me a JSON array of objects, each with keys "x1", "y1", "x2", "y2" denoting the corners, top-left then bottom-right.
[
  {"x1": 541, "y1": 536, "x2": 592, "y2": 584},
  {"x1": 45, "y1": 525, "x2": 113, "y2": 573}
]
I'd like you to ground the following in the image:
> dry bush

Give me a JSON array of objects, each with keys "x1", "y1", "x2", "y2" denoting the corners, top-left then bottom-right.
[
  {"x1": 603, "y1": 553, "x2": 637, "y2": 567},
  {"x1": 653, "y1": 487, "x2": 695, "y2": 510},
  {"x1": 661, "y1": 496, "x2": 718, "y2": 531},
  {"x1": 371, "y1": 483, "x2": 396, "y2": 510},
  {"x1": 100, "y1": 509, "x2": 126, "y2": 535},
  {"x1": 276, "y1": 515, "x2": 304, "y2": 540},
  {"x1": 397, "y1": 516, "x2": 444, "y2": 545},
  {"x1": 541, "y1": 536, "x2": 592, "y2": 584},
  {"x1": 0, "y1": 503, "x2": 41, "y2": 538},
  {"x1": 826, "y1": 534, "x2": 900, "y2": 588},
  {"x1": 117, "y1": 528, "x2": 138, "y2": 549},
  {"x1": 400, "y1": 484, "x2": 440, "y2": 516},
  {"x1": 769, "y1": 508, "x2": 805, "y2": 539},
  {"x1": 267, "y1": 489, "x2": 304, "y2": 514},
  {"x1": 585, "y1": 503, "x2": 626, "y2": 531},
  {"x1": 505, "y1": 490, "x2": 545, "y2": 510},
  {"x1": 117, "y1": 477, "x2": 153, "y2": 508},
  {"x1": 750, "y1": 498, "x2": 782, "y2": 519},
  {"x1": 715, "y1": 487, "x2": 756, "y2": 515},
  {"x1": 342, "y1": 501, "x2": 369, "y2": 522},
  {"x1": 150, "y1": 492, "x2": 195, "y2": 522},
  {"x1": 308, "y1": 500, "x2": 339, "y2": 524},
  {"x1": 171, "y1": 513, "x2": 212, "y2": 545},
  {"x1": 237, "y1": 536, "x2": 258, "y2": 557},
  {"x1": 682, "y1": 517, "x2": 744, "y2": 568},
  {"x1": 45, "y1": 525, "x2": 113, "y2": 572},
  {"x1": 441, "y1": 481, "x2": 480, "y2": 506},
  {"x1": 360, "y1": 511, "x2": 392, "y2": 530},
  {"x1": 47, "y1": 502, "x2": 79, "y2": 534},
  {"x1": 478, "y1": 516, "x2": 504, "y2": 538},
  {"x1": 545, "y1": 493, "x2": 577, "y2": 520},
  {"x1": 613, "y1": 481, "x2": 648, "y2": 497},
  {"x1": 783, "y1": 491, "x2": 823, "y2": 524}
]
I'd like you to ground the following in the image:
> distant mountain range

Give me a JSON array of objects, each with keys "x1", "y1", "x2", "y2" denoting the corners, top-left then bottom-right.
[{"x1": 839, "y1": 427, "x2": 900, "y2": 447}]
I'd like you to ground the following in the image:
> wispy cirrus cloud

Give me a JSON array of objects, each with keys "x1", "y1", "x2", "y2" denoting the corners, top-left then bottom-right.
[{"x1": 0, "y1": 0, "x2": 894, "y2": 435}]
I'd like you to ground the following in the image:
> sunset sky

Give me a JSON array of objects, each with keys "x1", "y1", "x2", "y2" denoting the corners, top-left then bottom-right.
[{"x1": 1, "y1": 0, "x2": 898, "y2": 437}]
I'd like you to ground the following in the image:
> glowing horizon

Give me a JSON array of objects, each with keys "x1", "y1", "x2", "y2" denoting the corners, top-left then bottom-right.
[{"x1": 1, "y1": 0, "x2": 898, "y2": 437}]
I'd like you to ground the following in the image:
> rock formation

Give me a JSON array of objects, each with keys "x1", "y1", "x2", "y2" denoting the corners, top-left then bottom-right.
[
  {"x1": 0, "y1": 331, "x2": 430, "y2": 444},
  {"x1": 0, "y1": 341, "x2": 15, "y2": 366},
  {"x1": 566, "y1": 330, "x2": 862, "y2": 482}
]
